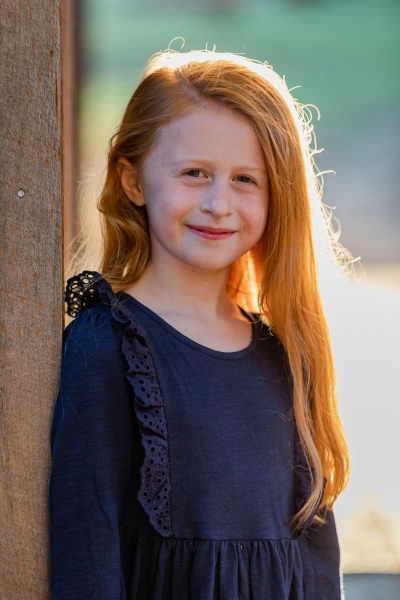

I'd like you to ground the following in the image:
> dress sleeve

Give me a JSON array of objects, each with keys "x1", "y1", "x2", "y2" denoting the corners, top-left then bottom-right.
[
  {"x1": 49, "y1": 308, "x2": 134, "y2": 599},
  {"x1": 297, "y1": 510, "x2": 343, "y2": 600}
]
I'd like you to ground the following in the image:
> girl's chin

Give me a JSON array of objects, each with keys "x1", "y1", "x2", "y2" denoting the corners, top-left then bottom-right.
[{"x1": 177, "y1": 256, "x2": 238, "y2": 273}]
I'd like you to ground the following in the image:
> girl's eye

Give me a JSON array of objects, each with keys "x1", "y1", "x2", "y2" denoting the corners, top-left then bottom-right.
[
  {"x1": 184, "y1": 169, "x2": 204, "y2": 178},
  {"x1": 235, "y1": 175, "x2": 255, "y2": 184}
]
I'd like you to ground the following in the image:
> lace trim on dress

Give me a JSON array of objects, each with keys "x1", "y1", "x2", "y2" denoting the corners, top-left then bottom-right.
[
  {"x1": 65, "y1": 271, "x2": 173, "y2": 537},
  {"x1": 65, "y1": 271, "x2": 102, "y2": 318}
]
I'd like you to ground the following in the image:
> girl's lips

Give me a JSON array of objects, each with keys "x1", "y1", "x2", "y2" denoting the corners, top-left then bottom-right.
[{"x1": 187, "y1": 225, "x2": 236, "y2": 240}]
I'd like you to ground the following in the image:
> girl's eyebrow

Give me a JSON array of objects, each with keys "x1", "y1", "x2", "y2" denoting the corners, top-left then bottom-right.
[{"x1": 171, "y1": 159, "x2": 267, "y2": 173}]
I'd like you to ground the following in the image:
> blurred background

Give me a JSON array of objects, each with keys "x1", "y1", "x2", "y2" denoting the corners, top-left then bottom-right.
[{"x1": 70, "y1": 0, "x2": 400, "y2": 597}]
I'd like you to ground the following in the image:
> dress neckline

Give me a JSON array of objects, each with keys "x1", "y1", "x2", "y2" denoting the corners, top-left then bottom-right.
[{"x1": 117, "y1": 291, "x2": 258, "y2": 360}]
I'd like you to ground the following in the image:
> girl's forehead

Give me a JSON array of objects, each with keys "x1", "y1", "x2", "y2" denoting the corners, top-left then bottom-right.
[
  {"x1": 151, "y1": 105, "x2": 266, "y2": 166},
  {"x1": 161, "y1": 103, "x2": 247, "y2": 134}
]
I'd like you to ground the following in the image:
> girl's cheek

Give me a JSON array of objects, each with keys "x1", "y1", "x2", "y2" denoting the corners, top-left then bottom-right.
[{"x1": 243, "y1": 202, "x2": 268, "y2": 232}]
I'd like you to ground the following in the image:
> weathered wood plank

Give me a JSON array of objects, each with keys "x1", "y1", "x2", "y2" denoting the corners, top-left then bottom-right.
[
  {"x1": 0, "y1": 1, "x2": 63, "y2": 597},
  {"x1": 62, "y1": 0, "x2": 81, "y2": 271}
]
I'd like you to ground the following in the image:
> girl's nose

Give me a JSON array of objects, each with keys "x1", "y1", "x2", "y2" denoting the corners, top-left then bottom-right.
[{"x1": 199, "y1": 181, "x2": 234, "y2": 218}]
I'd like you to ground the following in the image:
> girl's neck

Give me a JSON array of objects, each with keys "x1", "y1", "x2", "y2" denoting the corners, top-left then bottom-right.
[
  {"x1": 124, "y1": 258, "x2": 238, "y2": 321},
  {"x1": 123, "y1": 257, "x2": 253, "y2": 353}
]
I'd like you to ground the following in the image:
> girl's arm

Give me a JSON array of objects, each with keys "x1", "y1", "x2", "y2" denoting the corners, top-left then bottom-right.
[
  {"x1": 49, "y1": 307, "x2": 133, "y2": 599},
  {"x1": 298, "y1": 510, "x2": 343, "y2": 600}
]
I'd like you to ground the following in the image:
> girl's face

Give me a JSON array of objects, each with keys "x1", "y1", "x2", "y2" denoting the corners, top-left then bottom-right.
[{"x1": 120, "y1": 104, "x2": 269, "y2": 274}]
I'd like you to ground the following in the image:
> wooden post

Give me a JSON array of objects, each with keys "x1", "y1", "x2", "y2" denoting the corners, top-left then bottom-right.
[
  {"x1": 0, "y1": 1, "x2": 63, "y2": 597},
  {"x1": 62, "y1": 0, "x2": 82, "y2": 271}
]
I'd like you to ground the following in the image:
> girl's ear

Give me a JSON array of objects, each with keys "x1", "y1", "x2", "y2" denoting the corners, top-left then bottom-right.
[{"x1": 116, "y1": 158, "x2": 145, "y2": 206}]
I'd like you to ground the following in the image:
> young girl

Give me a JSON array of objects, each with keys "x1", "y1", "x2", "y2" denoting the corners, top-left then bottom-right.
[{"x1": 49, "y1": 49, "x2": 350, "y2": 599}]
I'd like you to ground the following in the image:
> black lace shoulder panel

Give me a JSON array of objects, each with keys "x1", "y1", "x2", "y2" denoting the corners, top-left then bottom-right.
[{"x1": 65, "y1": 270, "x2": 104, "y2": 318}]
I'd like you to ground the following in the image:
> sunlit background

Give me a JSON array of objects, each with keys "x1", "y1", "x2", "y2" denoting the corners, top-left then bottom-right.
[{"x1": 75, "y1": 0, "x2": 400, "y2": 596}]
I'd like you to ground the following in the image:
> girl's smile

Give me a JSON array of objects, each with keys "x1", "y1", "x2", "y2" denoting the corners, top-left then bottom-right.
[
  {"x1": 186, "y1": 225, "x2": 236, "y2": 240},
  {"x1": 118, "y1": 104, "x2": 269, "y2": 275}
]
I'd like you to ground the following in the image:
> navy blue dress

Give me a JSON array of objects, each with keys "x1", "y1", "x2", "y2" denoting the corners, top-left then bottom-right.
[{"x1": 49, "y1": 271, "x2": 342, "y2": 600}]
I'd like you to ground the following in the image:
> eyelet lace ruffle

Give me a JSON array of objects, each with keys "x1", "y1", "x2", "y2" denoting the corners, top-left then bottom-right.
[{"x1": 65, "y1": 271, "x2": 172, "y2": 537}]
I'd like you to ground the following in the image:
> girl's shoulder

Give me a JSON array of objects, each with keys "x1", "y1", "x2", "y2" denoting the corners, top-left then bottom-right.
[
  {"x1": 62, "y1": 270, "x2": 155, "y2": 373},
  {"x1": 62, "y1": 270, "x2": 129, "y2": 358},
  {"x1": 62, "y1": 304, "x2": 119, "y2": 359},
  {"x1": 244, "y1": 309, "x2": 286, "y2": 352},
  {"x1": 65, "y1": 270, "x2": 117, "y2": 320},
  {"x1": 245, "y1": 311, "x2": 290, "y2": 379},
  {"x1": 240, "y1": 308, "x2": 279, "y2": 342}
]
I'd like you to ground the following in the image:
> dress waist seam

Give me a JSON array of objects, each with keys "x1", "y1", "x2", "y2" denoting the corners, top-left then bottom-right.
[{"x1": 120, "y1": 522, "x2": 295, "y2": 543}]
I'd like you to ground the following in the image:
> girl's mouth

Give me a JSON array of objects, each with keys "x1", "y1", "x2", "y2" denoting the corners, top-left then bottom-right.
[{"x1": 187, "y1": 225, "x2": 236, "y2": 240}]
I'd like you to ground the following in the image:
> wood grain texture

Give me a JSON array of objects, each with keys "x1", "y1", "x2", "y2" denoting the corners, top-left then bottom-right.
[
  {"x1": 62, "y1": 0, "x2": 81, "y2": 271},
  {"x1": 0, "y1": 1, "x2": 63, "y2": 597}
]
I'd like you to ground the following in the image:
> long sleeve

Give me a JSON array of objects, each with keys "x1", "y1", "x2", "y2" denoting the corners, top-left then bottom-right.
[
  {"x1": 297, "y1": 510, "x2": 343, "y2": 600},
  {"x1": 49, "y1": 307, "x2": 134, "y2": 599}
]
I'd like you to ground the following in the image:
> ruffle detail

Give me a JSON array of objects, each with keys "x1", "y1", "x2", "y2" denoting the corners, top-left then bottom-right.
[
  {"x1": 65, "y1": 271, "x2": 172, "y2": 537},
  {"x1": 120, "y1": 527, "x2": 304, "y2": 600}
]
